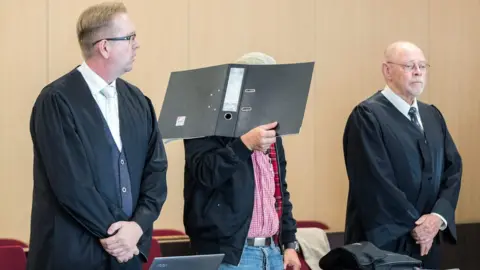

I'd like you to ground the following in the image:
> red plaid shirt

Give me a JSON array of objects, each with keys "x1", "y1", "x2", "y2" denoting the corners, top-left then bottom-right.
[
  {"x1": 247, "y1": 143, "x2": 283, "y2": 238},
  {"x1": 269, "y1": 143, "x2": 283, "y2": 244},
  {"x1": 269, "y1": 144, "x2": 283, "y2": 222}
]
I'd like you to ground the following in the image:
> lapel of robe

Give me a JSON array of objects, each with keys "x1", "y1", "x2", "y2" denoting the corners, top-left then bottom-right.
[
  {"x1": 376, "y1": 94, "x2": 437, "y2": 213},
  {"x1": 414, "y1": 103, "x2": 437, "y2": 212},
  {"x1": 116, "y1": 80, "x2": 134, "y2": 164},
  {"x1": 67, "y1": 69, "x2": 113, "y2": 162},
  {"x1": 116, "y1": 79, "x2": 144, "y2": 199},
  {"x1": 376, "y1": 93, "x2": 425, "y2": 136},
  {"x1": 69, "y1": 70, "x2": 138, "y2": 156},
  {"x1": 66, "y1": 70, "x2": 128, "y2": 213}
]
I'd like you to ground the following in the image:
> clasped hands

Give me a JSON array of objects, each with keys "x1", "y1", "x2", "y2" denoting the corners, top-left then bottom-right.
[
  {"x1": 411, "y1": 214, "x2": 442, "y2": 256},
  {"x1": 100, "y1": 221, "x2": 143, "y2": 263}
]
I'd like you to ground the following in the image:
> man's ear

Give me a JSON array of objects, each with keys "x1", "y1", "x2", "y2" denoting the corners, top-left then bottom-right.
[
  {"x1": 97, "y1": 40, "x2": 110, "y2": 59},
  {"x1": 382, "y1": 62, "x2": 391, "y2": 80}
]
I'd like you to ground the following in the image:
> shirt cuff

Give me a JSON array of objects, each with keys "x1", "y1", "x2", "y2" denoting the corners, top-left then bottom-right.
[{"x1": 431, "y1": 212, "x2": 447, "y2": 231}]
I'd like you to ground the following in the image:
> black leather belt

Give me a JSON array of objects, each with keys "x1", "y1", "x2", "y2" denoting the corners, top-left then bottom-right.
[{"x1": 246, "y1": 237, "x2": 273, "y2": 247}]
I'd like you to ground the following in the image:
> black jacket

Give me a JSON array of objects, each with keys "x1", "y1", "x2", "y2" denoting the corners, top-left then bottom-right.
[
  {"x1": 28, "y1": 68, "x2": 168, "y2": 270},
  {"x1": 183, "y1": 136, "x2": 297, "y2": 265},
  {"x1": 320, "y1": 242, "x2": 422, "y2": 270}
]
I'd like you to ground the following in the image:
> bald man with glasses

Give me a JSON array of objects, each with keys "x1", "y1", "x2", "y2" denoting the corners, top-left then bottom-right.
[{"x1": 342, "y1": 41, "x2": 462, "y2": 269}]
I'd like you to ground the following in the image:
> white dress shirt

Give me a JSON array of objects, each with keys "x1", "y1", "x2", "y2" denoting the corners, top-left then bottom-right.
[
  {"x1": 381, "y1": 86, "x2": 447, "y2": 230},
  {"x1": 77, "y1": 62, "x2": 122, "y2": 151}
]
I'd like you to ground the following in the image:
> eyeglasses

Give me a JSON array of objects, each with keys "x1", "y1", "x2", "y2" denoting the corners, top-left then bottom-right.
[
  {"x1": 92, "y1": 33, "x2": 136, "y2": 46},
  {"x1": 387, "y1": 61, "x2": 430, "y2": 72}
]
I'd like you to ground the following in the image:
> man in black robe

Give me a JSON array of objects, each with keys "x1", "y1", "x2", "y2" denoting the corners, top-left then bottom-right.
[
  {"x1": 27, "y1": 2, "x2": 168, "y2": 269},
  {"x1": 343, "y1": 41, "x2": 462, "y2": 269}
]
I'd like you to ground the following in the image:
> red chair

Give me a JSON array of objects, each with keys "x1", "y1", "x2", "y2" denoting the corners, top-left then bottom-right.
[
  {"x1": 0, "y1": 246, "x2": 27, "y2": 270},
  {"x1": 145, "y1": 229, "x2": 186, "y2": 269},
  {"x1": 142, "y1": 238, "x2": 162, "y2": 270},
  {"x1": 152, "y1": 229, "x2": 186, "y2": 237},
  {"x1": 0, "y1": 238, "x2": 28, "y2": 248},
  {"x1": 296, "y1": 220, "x2": 329, "y2": 230}
]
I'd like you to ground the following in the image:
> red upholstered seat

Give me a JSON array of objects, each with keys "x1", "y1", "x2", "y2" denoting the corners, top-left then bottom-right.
[
  {"x1": 142, "y1": 238, "x2": 162, "y2": 270},
  {"x1": 152, "y1": 229, "x2": 186, "y2": 237},
  {"x1": 296, "y1": 220, "x2": 329, "y2": 230},
  {"x1": 0, "y1": 246, "x2": 27, "y2": 270},
  {"x1": 0, "y1": 238, "x2": 28, "y2": 248},
  {"x1": 145, "y1": 229, "x2": 186, "y2": 270}
]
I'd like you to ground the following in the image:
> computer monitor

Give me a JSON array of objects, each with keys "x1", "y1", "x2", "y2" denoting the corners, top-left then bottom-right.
[{"x1": 149, "y1": 254, "x2": 224, "y2": 270}]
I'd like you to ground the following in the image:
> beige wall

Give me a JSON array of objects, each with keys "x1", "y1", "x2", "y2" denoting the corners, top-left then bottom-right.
[{"x1": 1, "y1": 0, "x2": 479, "y2": 243}]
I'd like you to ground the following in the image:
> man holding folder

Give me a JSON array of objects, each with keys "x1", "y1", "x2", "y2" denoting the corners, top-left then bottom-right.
[{"x1": 183, "y1": 52, "x2": 301, "y2": 270}]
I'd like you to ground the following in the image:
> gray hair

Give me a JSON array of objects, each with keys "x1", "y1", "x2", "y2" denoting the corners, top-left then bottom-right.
[{"x1": 235, "y1": 52, "x2": 276, "y2": 65}]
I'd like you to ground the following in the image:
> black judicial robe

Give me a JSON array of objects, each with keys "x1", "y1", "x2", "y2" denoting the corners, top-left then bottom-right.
[
  {"x1": 343, "y1": 91, "x2": 462, "y2": 267},
  {"x1": 27, "y1": 68, "x2": 168, "y2": 270}
]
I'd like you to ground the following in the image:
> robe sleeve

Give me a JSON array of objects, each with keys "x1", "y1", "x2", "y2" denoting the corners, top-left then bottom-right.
[
  {"x1": 31, "y1": 91, "x2": 124, "y2": 239},
  {"x1": 130, "y1": 97, "x2": 168, "y2": 233},
  {"x1": 430, "y1": 105, "x2": 462, "y2": 242},
  {"x1": 343, "y1": 105, "x2": 420, "y2": 248},
  {"x1": 128, "y1": 97, "x2": 168, "y2": 261}
]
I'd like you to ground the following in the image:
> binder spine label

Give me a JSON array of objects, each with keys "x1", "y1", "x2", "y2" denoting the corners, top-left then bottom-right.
[{"x1": 222, "y1": 67, "x2": 245, "y2": 112}]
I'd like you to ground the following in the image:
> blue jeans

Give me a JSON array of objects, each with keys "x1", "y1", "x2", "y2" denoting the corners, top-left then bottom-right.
[{"x1": 218, "y1": 241, "x2": 283, "y2": 270}]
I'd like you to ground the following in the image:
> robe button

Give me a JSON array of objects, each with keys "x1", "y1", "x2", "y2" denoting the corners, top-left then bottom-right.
[
  {"x1": 122, "y1": 187, "x2": 127, "y2": 193},
  {"x1": 120, "y1": 159, "x2": 125, "y2": 165}
]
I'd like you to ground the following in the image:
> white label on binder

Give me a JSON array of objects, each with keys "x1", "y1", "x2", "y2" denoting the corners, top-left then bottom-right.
[
  {"x1": 222, "y1": 67, "x2": 245, "y2": 112},
  {"x1": 175, "y1": 116, "x2": 186, "y2": 126}
]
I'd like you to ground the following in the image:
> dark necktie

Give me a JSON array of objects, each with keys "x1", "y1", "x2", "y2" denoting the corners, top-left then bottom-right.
[{"x1": 408, "y1": 107, "x2": 423, "y2": 132}]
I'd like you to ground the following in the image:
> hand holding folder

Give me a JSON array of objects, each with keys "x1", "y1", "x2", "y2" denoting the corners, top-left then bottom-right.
[{"x1": 240, "y1": 121, "x2": 278, "y2": 152}]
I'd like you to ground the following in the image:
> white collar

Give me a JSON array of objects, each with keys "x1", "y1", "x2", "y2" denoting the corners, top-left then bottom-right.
[
  {"x1": 381, "y1": 85, "x2": 419, "y2": 118},
  {"x1": 77, "y1": 61, "x2": 116, "y2": 95}
]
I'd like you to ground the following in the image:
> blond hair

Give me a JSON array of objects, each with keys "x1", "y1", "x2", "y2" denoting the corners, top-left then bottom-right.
[{"x1": 76, "y1": 2, "x2": 127, "y2": 58}]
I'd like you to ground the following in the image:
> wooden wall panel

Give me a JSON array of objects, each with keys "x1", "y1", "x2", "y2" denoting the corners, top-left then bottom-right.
[
  {"x1": 0, "y1": 0, "x2": 47, "y2": 242},
  {"x1": 429, "y1": 0, "x2": 480, "y2": 223},
  {"x1": 315, "y1": 0, "x2": 430, "y2": 231},
  {"x1": 48, "y1": 0, "x2": 103, "y2": 80}
]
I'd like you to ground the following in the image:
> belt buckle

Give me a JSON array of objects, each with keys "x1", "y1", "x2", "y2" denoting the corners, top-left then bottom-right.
[{"x1": 253, "y1": 237, "x2": 267, "y2": 246}]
